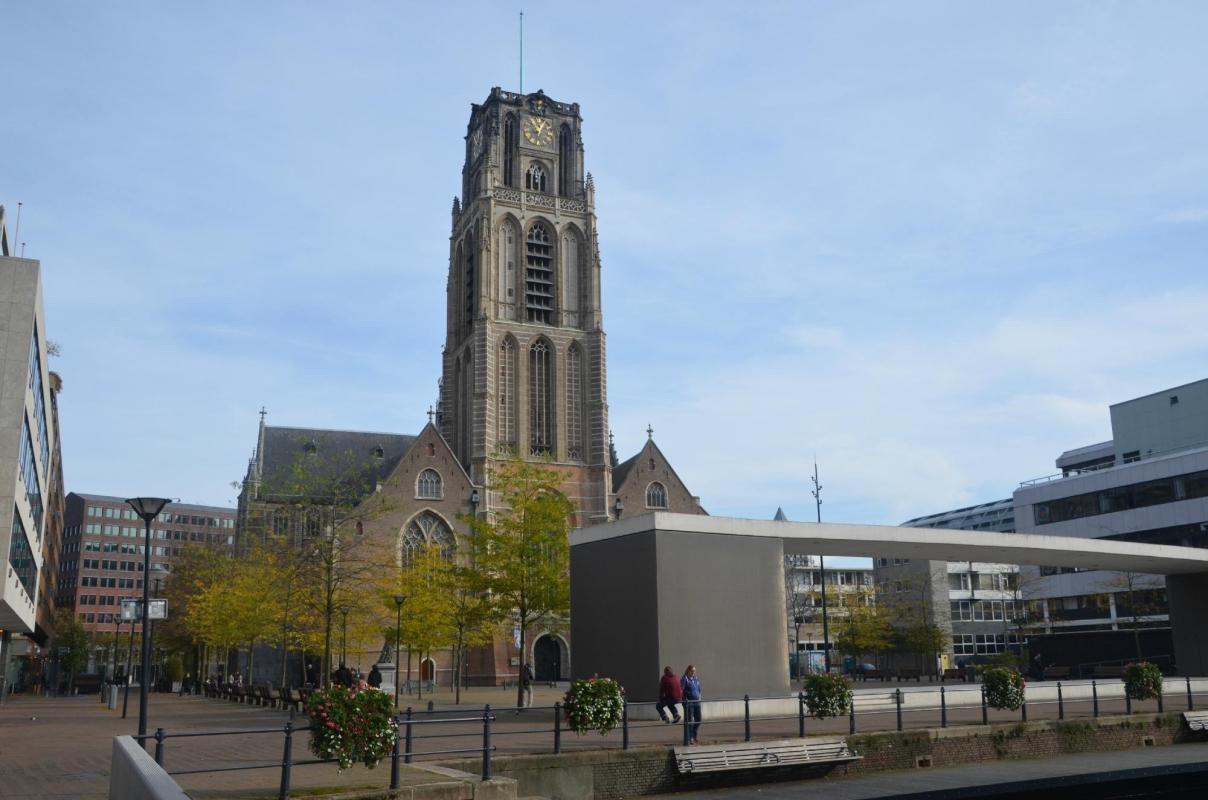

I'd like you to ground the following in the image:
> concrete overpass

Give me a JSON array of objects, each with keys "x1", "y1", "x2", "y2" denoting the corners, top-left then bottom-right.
[{"x1": 569, "y1": 513, "x2": 1208, "y2": 701}]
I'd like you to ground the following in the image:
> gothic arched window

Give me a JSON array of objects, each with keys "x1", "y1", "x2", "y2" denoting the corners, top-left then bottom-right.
[
  {"x1": 525, "y1": 225, "x2": 554, "y2": 324},
  {"x1": 463, "y1": 231, "x2": 476, "y2": 333},
  {"x1": 646, "y1": 482, "x2": 668, "y2": 509},
  {"x1": 401, "y1": 511, "x2": 456, "y2": 564},
  {"x1": 497, "y1": 221, "x2": 516, "y2": 320},
  {"x1": 499, "y1": 337, "x2": 517, "y2": 449},
  {"x1": 562, "y1": 231, "x2": 580, "y2": 323},
  {"x1": 529, "y1": 339, "x2": 554, "y2": 456},
  {"x1": 504, "y1": 115, "x2": 518, "y2": 187},
  {"x1": 559, "y1": 125, "x2": 574, "y2": 196},
  {"x1": 526, "y1": 163, "x2": 547, "y2": 192},
  {"x1": 566, "y1": 344, "x2": 583, "y2": 461},
  {"x1": 417, "y1": 469, "x2": 442, "y2": 499}
]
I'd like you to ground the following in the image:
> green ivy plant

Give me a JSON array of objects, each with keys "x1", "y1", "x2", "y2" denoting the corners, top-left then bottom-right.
[
  {"x1": 981, "y1": 666, "x2": 1026, "y2": 711},
  {"x1": 802, "y1": 673, "x2": 853, "y2": 719},
  {"x1": 563, "y1": 677, "x2": 625, "y2": 735},
  {"x1": 1123, "y1": 661, "x2": 1163, "y2": 701},
  {"x1": 304, "y1": 686, "x2": 396, "y2": 770}
]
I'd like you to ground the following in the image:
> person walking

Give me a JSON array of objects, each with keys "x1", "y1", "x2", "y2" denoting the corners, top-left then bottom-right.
[
  {"x1": 656, "y1": 666, "x2": 682, "y2": 723},
  {"x1": 368, "y1": 665, "x2": 382, "y2": 689},
  {"x1": 521, "y1": 662, "x2": 534, "y2": 708},
  {"x1": 681, "y1": 665, "x2": 702, "y2": 744}
]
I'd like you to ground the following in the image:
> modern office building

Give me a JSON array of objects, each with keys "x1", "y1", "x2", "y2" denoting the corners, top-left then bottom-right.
[
  {"x1": 1012, "y1": 379, "x2": 1208, "y2": 648},
  {"x1": 0, "y1": 204, "x2": 64, "y2": 697},
  {"x1": 895, "y1": 500, "x2": 1023, "y2": 663},
  {"x1": 57, "y1": 493, "x2": 235, "y2": 638}
]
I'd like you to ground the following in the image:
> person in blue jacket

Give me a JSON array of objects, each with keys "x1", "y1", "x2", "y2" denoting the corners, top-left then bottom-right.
[{"x1": 680, "y1": 664, "x2": 702, "y2": 744}]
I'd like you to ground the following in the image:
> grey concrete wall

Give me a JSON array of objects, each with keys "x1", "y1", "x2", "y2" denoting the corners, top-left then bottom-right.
[
  {"x1": 571, "y1": 528, "x2": 788, "y2": 703},
  {"x1": 654, "y1": 530, "x2": 788, "y2": 701},
  {"x1": 570, "y1": 532, "x2": 660, "y2": 698},
  {"x1": 109, "y1": 735, "x2": 190, "y2": 800},
  {"x1": 1167, "y1": 571, "x2": 1208, "y2": 675}
]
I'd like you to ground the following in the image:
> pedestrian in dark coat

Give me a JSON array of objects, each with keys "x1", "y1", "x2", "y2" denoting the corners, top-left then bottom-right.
[
  {"x1": 368, "y1": 665, "x2": 383, "y2": 689},
  {"x1": 656, "y1": 666, "x2": 683, "y2": 722}
]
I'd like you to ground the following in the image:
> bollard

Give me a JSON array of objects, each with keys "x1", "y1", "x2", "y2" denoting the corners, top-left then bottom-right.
[
  {"x1": 1058, "y1": 682, "x2": 1064, "y2": 720},
  {"x1": 554, "y1": 702, "x2": 562, "y2": 754},
  {"x1": 622, "y1": 701, "x2": 629, "y2": 750},
  {"x1": 154, "y1": 728, "x2": 165, "y2": 766},
  {"x1": 744, "y1": 695, "x2": 751, "y2": 742},
  {"x1": 1092, "y1": 681, "x2": 1099, "y2": 717},
  {"x1": 940, "y1": 685, "x2": 947, "y2": 728},
  {"x1": 390, "y1": 715, "x2": 401, "y2": 790},
  {"x1": 1188, "y1": 677, "x2": 1194, "y2": 712},
  {"x1": 404, "y1": 707, "x2": 414, "y2": 764},
  {"x1": 896, "y1": 688, "x2": 903, "y2": 731},
  {"x1": 798, "y1": 692, "x2": 806, "y2": 738},
  {"x1": 278, "y1": 715, "x2": 293, "y2": 800},
  {"x1": 981, "y1": 684, "x2": 988, "y2": 725},
  {"x1": 482, "y1": 704, "x2": 493, "y2": 782},
  {"x1": 849, "y1": 697, "x2": 856, "y2": 735}
]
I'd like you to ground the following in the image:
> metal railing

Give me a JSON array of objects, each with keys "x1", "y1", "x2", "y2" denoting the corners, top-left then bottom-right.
[
  {"x1": 171, "y1": 676, "x2": 1208, "y2": 798},
  {"x1": 136, "y1": 705, "x2": 495, "y2": 800}
]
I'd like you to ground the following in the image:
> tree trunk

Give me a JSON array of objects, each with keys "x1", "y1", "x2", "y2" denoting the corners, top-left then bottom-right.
[{"x1": 406, "y1": 649, "x2": 412, "y2": 696}]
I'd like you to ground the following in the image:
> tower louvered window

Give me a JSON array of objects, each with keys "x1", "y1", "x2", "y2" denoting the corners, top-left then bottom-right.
[
  {"x1": 529, "y1": 340, "x2": 554, "y2": 456},
  {"x1": 559, "y1": 125, "x2": 574, "y2": 196},
  {"x1": 566, "y1": 344, "x2": 583, "y2": 460},
  {"x1": 499, "y1": 338, "x2": 517, "y2": 448},
  {"x1": 526, "y1": 226, "x2": 554, "y2": 324},
  {"x1": 463, "y1": 234, "x2": 475, "y2": 333},
  {"x1": 504, "y1": 115, "x2": 518, "y2": 187}
]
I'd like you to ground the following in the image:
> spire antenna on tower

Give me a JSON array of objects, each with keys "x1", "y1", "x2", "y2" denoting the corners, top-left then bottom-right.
[{"x1": 519, "y1": 10, "x2": 524, "y2": 94}]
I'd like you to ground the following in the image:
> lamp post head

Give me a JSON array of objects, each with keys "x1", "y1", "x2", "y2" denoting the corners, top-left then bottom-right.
[
  {"x1": 394, "y1": 595, "x2": 405, "y2": 608},
  {"x1": 470, "y1": 489, "x2": 480, "y2": 505},
  {"x1": 126, "y1": 497, "x2": 172, "y2": 522},
  {"x1": 614, "y1": 497, "x2": 623, "y2": 516}
]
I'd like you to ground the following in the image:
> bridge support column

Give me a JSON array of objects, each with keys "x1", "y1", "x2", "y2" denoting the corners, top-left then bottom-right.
[
  {"x1": 1168, "y1": 571, "x2": 1208, "y2": 676},
  {"x1": 570, "y1": 527, "x2": 789, "y2": 702}
]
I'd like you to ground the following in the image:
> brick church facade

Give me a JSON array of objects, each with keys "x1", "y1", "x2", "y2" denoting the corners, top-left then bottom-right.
[{"x1": 237, "y1": 88, "x2": 705, "y2": 686}]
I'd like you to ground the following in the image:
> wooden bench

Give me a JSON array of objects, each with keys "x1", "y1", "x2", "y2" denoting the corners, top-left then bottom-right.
[
  {"x1": 1090, "y1": 665, "x2": 1123, "y2": 679},
  {"x1": 896, "y1": 668, "x2": 924, "y2": 682},
  {"x1": 857, "y1": 669, "x2": 884, "y2": 682},
  {"x1": 675, "y1": 738, "x2": 861, "y2": 774},
  {"x1": 1184, "y1": 711, "x2": 1208, "y2": 731},
  {"x1": 941, "y1": 668, "x2": 966, "y2": 682},
  {"x1": 1042, "y1": 666, "x2": 1072, "y2": 681}
]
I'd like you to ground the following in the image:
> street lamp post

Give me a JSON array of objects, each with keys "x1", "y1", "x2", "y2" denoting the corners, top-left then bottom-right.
[
  {"x1": 126, "y1": 497, "x2": 171, "y2": 743},
  {"x1": 393, "y1": 595, "x2": 404, "y2": 708},
  {"x1": 811, "y1": 463, "x2": 830, "y2": 673}
]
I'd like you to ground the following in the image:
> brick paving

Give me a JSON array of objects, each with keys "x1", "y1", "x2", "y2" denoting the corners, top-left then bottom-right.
[{"x1": 0, "y1": 681, "x2": 1203, "y2": 799}]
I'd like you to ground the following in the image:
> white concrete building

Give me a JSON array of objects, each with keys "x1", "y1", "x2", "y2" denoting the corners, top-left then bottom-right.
[
  {"x1": 1014, "y1": 379, "x2": 1208, "y2": 640},
  {"x1": 0, "y1": 206, "x2": 59, "y2": 696}
]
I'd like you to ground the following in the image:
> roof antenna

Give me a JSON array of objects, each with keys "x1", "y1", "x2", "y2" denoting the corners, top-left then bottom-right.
[
  {"x1": 13, "y1": 202, "x2": 22, "y2": 256},
  {"x1": 519, "y1": 10, "x2": 524, "y2": 94}
]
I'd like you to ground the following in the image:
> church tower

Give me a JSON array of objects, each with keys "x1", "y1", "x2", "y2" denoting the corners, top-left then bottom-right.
[{"x1": 440, "y1": 88, "x2": 611, "y2": 524}]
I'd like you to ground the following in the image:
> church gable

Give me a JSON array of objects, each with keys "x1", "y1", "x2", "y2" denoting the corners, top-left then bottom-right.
[
  {"x1": 356, "y1": 422, "x2": 478, "y2": 565},
  {"x1": 613, "y1": 436, "x2": 707, "y2": 517}
]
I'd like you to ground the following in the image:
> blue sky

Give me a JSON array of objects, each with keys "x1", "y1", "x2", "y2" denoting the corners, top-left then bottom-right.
[{"x1": 4, "y1": 1, "x2": 1208, "y2": 527}]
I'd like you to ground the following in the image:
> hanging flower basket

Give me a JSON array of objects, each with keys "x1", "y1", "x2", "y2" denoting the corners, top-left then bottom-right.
[
  {"x1": 1123, "y1": 662, "x2": 1163, "y2": 701},
  {"x1": 802, "y1": 672, "x2": 853, "y2": 719},
  {"x1": 304, "y1": 686, "x2": 396, "y2": 770},
  {"x1": 563, "y1": 677, "x2": 625, "y2": 735},
  {"x1": 981, "y1": 666, "x2": 1026, "y2": 711}
]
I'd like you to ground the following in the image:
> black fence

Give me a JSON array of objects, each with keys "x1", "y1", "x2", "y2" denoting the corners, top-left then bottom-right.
[{"x1": 163, "y1": 677, "x2": 1207, "y2": 799}]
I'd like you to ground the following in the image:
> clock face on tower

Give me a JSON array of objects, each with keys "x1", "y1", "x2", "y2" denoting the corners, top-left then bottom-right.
[{"x1": 522, "y1": 116, "x2": 554, "y2": 146}]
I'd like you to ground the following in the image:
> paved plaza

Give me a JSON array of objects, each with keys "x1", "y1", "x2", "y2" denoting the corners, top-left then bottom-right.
[{"x1": 0, "y1": 680, "x2": 1199, "y2": 799}]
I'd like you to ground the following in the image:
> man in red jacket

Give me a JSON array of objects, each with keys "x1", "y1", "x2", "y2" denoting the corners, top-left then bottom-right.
[{"x1": 656, "y1": 666, "x2": 683, "y2": 723}]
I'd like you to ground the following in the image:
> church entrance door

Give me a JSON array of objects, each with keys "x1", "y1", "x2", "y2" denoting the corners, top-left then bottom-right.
[{"x1": 534, "y1": 635, "x2": 561, "y2": 682}]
